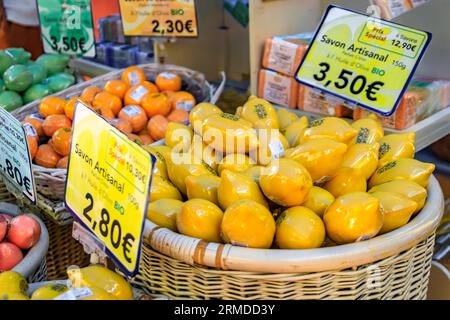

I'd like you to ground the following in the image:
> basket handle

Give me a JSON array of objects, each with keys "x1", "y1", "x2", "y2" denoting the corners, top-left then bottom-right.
[{"x1": 210, "y1": 72, "x2": 226, "y2": 105}]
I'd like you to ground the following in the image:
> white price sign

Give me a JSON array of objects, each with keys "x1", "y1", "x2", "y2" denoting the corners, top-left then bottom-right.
[{"x1": 0, "y1": 108, "x2": 36, "y2": 204}]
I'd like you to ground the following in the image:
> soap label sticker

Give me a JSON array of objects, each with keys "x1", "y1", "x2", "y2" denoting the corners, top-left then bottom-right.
[
  {"x1": 295, "y1": 5, "x2": 431, "y2": 116},
  {"x1": 0, "y1": 108, "x2": 36, "y2": 204},
  {"x1": 65, "y1": 102, "x2": 155, "y2": 277},
  {"x1": 119, "y1": 0, "x2": 198, "y2": 37},
  {"x1": 37, "y1": 0, "x2": 96, "y2": 57}
]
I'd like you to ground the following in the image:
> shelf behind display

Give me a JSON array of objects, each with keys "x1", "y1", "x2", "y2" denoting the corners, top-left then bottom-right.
[{"x1": 273, "y1": 105, "x2": 450, "y2": 152}]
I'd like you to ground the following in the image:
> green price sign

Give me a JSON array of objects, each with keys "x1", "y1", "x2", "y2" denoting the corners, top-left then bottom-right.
[
  {"x1": 295, "y1": 6, "x2": 431, "y2": 116},
  {"x1": 37, "y1": 0, "x2": 96, "y2": 58}
]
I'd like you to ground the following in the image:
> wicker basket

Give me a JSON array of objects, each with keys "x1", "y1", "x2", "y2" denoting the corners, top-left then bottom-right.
[
  {"x1": 0, "y1": 179, "x2": 17, "y2": 204},
  {"x1": 130, "y1": 175, "x2": 445, "y2": 300},
  {"x1": 10, "y1": 64, "x2": 223, "y2": 203},
  {"x1": 0, "y1": 202, "x2": 49, "y2": 283}
]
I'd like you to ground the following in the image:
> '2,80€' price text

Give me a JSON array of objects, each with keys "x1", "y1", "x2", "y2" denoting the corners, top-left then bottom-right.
[{"x1": 82, "y1": 192, "x2": 135, "y2": 263}]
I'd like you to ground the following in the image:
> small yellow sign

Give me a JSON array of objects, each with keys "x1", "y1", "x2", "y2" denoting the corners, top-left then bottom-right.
[
  {"x1": 65, "y1": 102, "x2": 155, "y2": 276},
  {"x1": 119, "y1": 0, "x2": 198, "y2": 37},
  {"x1": 295, "y1": 6, "x2": 431, "y2": 116}
]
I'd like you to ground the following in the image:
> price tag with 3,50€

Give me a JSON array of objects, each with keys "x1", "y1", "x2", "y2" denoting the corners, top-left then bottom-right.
[
  {"x1": 295, "y1": 5, "x2": 431, "y2": 116},
  {"x1": 37, "y1": 0, "x2": 96, "y2": 57}
]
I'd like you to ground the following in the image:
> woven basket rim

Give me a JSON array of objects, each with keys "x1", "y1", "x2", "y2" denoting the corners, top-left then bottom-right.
[{"x1": 143, "y1": 175, "x2": 444, "y2": 273}]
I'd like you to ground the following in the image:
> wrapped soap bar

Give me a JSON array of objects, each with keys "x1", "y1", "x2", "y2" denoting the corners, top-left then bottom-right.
[
  {"x1": 258, "y1": 69, "x2": 298, "y2": 108},
  {"x1": 298, "y1": 84, "x2": 353, "y2": 117},
  {"x1": 262, "y1": 33, "x2": 312, "y2": 77}
]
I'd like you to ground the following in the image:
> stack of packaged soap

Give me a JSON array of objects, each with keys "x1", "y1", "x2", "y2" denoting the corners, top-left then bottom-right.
[
  {"x1": 258, "y1": 33, "x2": 312, "y2": 109},
  {"x1": 354, "y1": 78, "x2": 450, "y2": 130},
  {"x1": 371, "y1": 0, "x2": 430, "y2": 20},
  {"x1": 259, "y1": 32, "x2": 449, "y2": 130}
]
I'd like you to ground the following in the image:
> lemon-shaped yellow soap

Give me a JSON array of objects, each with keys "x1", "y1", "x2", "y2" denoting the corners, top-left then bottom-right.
[
  {"x1": 341, "y1": 143, "x2": 379, "y2": 179},
  {"x1": 284, "y1": 138, "x2": 347, "y2": 183},
  {"x1": 176, "y1": 199, "x2": 224, "y2": 242},
  {"x1": 275, "y1": 206, "x2": 325, "y2": 249},
  {"x1": 368, "y1": 179, "x2": 427, "y2": 214},
  {"x1": 186, "y1": 174, "x2": 221, "y2": 205},
  {"x1": 323, "y1": 192, "x2": 382, "y2": 244},
  {"x1": 221, "y1": 199, "x2": 275, "y2": 249},
  {"x1": 260, "y1": 158, "x2": 312, "y2": 206},
  {"x1": 323, "y1": 167, "x2": 367, "y2": 198},
  {"x1": 147, "y1": 198, "x2": 183, "y2": 231},
  {"x1": 218, "y1": 170, "x2": 268, "y2": 210},
  {"x1": 371, "y1": 191, "x2": 417, "y2": 234},
  {"x1": 303, "y1": 186, "x2": 335, "y2": 218}
]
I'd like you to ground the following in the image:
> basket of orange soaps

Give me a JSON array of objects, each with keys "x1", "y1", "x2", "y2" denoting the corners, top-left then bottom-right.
[
  {"x1": 128, "y1": 96, "x2": 444, "y2": 300},
  {"x1": 10, "y1": 63, "x2": 220, "y2": 221},
  {"x1": 8, "y1": 64, "x2": 221, "y2": 280}
]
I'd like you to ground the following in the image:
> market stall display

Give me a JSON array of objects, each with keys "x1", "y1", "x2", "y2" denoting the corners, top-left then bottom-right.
[
  {"x1": 123, "y1": 96, "x2": 444, "y2": 299},
  {"x1": 7, "y1": 63, "x2": 220, "y2": 280}
]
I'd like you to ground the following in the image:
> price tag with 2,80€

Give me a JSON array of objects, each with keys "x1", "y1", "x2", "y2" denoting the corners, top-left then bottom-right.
[{"x1": 65, "y1": 102, "x2": 156, "y2": 276}]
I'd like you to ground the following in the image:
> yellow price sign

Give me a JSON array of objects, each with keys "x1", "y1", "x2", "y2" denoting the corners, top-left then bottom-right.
[
  {"x1": 119, "y1": 0, "x2": 198, "y2": 37},
  {"x1": 295, "y1": 5, "x2": 431, "y2": 116},
  {"x1": 65, "y1": 102, "x2": 155, "y2": 276}
]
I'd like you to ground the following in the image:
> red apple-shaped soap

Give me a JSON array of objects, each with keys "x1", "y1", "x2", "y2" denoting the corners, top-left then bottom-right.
[
  {"x1": 7, "y1": 215, "x2": 41, "y2": 249},
  {"x1": 0, "y1": 216, "x2": 8, "y2": 242},
  {"x1": 0, "y1": 242, "x2": 23, "y2": 271}
]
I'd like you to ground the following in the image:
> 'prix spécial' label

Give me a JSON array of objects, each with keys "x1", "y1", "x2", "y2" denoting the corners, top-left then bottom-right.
[
  {"x1": 65, "y1": 102, "x2": 155, "y2": 277},
  {"x1": 295, "y1": 5, "x2": 431, "y2": 116}
]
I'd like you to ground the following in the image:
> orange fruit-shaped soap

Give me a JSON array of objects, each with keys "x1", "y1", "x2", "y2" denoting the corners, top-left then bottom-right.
[
  {"x1": 80, "y1": 86, "x2": 102, "y2": 104},
  {"x1": 42, "y1": 115, "x2": 72, "y2": 137},
  {"x1": 23, "y1": 113, "x2": 44, "y2": 137},
  {"x1": 109, "y1": 118, "x2": 133, "y2": 134},
  {"x1": 169, "y1": 91, "x2": 196, "y2": 111},
  {"x1": 104, "y1": 79, "x2": 129, "y2": 99},
  {"x1": 124, "y1": 81, "x2": 159, "y2": 106},
  {"x1": 147, "y1": 115, "x2": 168, "y2": 141},
  {"x1": 64, "y1": 97, "x2": 90, "y2": 120},
  {"x1": 39, "y1": 96, "x2": 66, "y2": 117},
  {"x1": 93, "y1": 91, "x2": 122, "y2": 116},
  {"x1": 52, "y1": 127, "x2": 72, "y2": 156},
  {"x1": 99, "y1": 107, "x2": 115, "y2": 119},
  {"x1": 23, "y1": 123, "x2": 38, "y2": 159},
  {"x1": 56, "y1": 156, "x2": 68, "y2": 169},
  {"x1": 141, "y1": 92, "x2": 171, "y2": 117},
  {"x1": 155, "y1": 71, "x2": 182, "y2": 92},
  {"x1": 138, "y1": 132, "x2": 154, "y2": 145},
  {"x1": 34, "y1": 144, "x2": 62, "y2": 168},
  {"x1": 166, "y1": 109, "x2": 189, "y2": 124},
  {"x1": 121, "y1": 66, "x2": 146, "y2": 87},
  {"x1": 118, "y1": 105, "x2": 148, "y2": 133}
]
